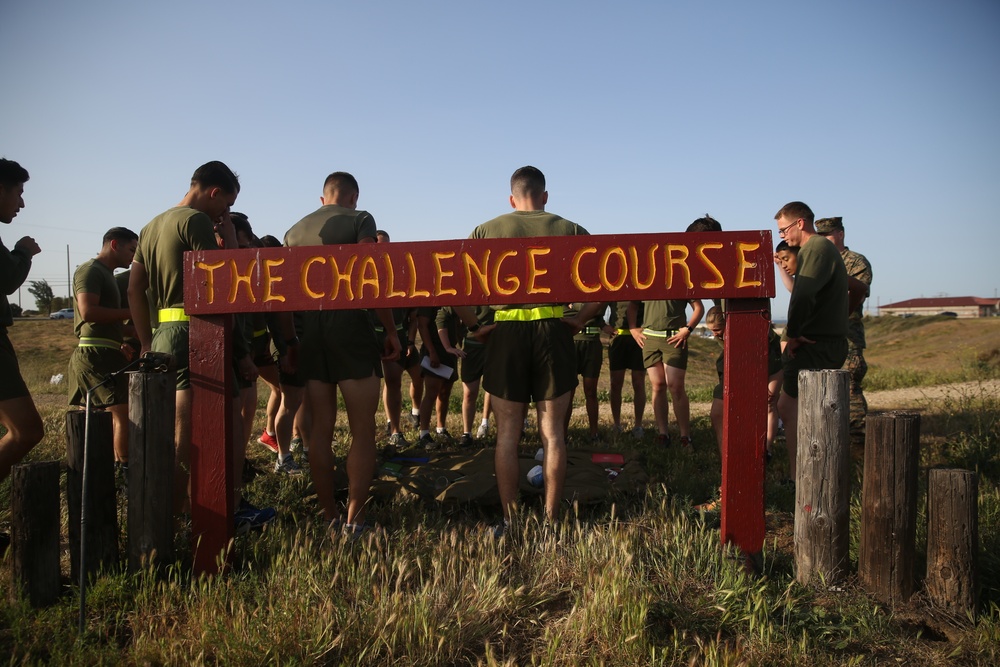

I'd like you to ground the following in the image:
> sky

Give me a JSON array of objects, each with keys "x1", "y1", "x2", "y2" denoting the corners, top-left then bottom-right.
[{"x1": 2, "y1": 0, "x2": 998, "y2": 319}]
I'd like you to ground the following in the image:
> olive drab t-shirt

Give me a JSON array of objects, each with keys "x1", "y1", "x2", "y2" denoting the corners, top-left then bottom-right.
[
  {"x1": 133, "y1": 206, "x2": 219, "y2": 312},
  {"x1": 639, "y1": 299, "x2": 689, "y2": 331},
  {"x1": 468, "y1": 210, "x2": 588, "y2": 311},
  {"x1": 283, "y1": 204, "x2": 377, "y2": 248},
  {"x1": 73, "y1": 258, "x2": 123, "y2": 342},
  {"x1": 786, "y1": 234, "x2": 849, "y2": 340}
]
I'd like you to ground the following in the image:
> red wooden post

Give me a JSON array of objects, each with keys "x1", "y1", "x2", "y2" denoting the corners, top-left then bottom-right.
[
  {"x1": 720, "y1": 298, "x2": 769, "y2": 559},
  {"x1": 185, "y1": 231, "x2": 775, "y2": 574},
  {"x1": 189, "y1": 313, "x2": 235, "y2": 574}
]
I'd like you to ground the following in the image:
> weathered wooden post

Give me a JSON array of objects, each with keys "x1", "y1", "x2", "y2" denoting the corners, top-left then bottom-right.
[
  {"x1": 926, "y1": 468, "x2": 978, "y2": 620},
  {"x1": 9, "y1": 462, "x2": 62, "y2": 607},
  {"x1": 859, "y1": 411, "x2": 920, "y2": 604},
  {"x1": 128, "y1": 370, "x2": 176, "y2": 572},
  {"x1": 66, "y1": 410, "x2": 119, "y2": 580},
  {"x1": 794, "y1": 369, "x2": 851, "y2": 586}
]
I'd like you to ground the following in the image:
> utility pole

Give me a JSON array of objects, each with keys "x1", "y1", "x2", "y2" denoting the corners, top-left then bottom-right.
[{"x1": 66, "y1": 245, "x2": 71, "y2": 298}]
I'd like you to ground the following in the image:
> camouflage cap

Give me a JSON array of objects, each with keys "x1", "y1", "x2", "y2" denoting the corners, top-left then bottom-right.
[{"x1": 815, "y1": 217, "x2": 844, "y2": 234}]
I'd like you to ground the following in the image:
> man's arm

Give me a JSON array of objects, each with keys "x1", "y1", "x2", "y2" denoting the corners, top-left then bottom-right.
[
  {"x1": 848, "y1": 276, "x2": 868, "y2": 315},
  {"x1": 76, "y1": 292, "x2": 131, "y2": 324},
  {"x1": 128, "y1": 262, "x2": 153, "y2": 353},
  {"x1": 627, "y1": 301, "x2": 645, "y2": 348},
  {"x1": 0, "y1": 237, "x2": 40, "y2": 295}
]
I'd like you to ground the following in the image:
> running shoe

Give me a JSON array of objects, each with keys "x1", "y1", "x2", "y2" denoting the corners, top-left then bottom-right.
[{"x1": 257, "y1": 431, "x2": 279, "y2": 454}]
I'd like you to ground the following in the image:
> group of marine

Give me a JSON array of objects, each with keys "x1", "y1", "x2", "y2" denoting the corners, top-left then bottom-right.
[{"x1": 0, "y1": 158, "x2": 871, "y2": 537}]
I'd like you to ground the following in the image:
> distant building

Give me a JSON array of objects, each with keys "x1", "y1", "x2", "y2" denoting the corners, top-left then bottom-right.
[{"x1": 879, "y1": 296, "x2": 998, "y2": 318}]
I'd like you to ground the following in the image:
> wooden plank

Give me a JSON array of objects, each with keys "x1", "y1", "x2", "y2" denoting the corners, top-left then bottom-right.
[
  {"x1": 66, "y1": 410, "x2": 119, "y2": 581},
  {"x1": 184, "y1": 232, "x2": 774, "y2": 313},
  {"x1": 10, "y1": 462, "x2": 62, "y2": 607},
  {"x1": 189, "y1": 313, "x2": 234, "y2": 575},
  {"x1": 719, "y1": 298, "x2": 768, "y2": 559},
  {"x1": 926, "y1": 468, "x2": 978, "y2": 620}
]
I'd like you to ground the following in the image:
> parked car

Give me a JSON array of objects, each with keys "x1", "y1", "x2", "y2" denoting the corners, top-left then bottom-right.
[
  {"x1": 50, "y1": 308, "x2": 74, "y2": 320},
  {"x1": 938, "y1": 311, "x2": 958, "y2": 318}
]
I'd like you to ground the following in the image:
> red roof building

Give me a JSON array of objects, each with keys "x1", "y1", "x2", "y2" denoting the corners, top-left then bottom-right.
[{"x1": 879, "y1": 296, "x2": 998, "y2": 318}]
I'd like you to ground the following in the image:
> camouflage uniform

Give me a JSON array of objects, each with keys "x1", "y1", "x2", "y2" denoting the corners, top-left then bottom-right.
[{"x1": 842, "y1": 246, "x2": 872, "y2": 441}]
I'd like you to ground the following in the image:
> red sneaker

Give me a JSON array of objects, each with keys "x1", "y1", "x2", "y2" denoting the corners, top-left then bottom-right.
[{"x1": 257, "y1": 431, "x2": 279, "y2": 453}]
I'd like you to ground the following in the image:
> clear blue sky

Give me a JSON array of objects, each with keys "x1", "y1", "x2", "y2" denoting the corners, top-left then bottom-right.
[{"x1": 3, "y1": 0, "x2": 998, "y2": 319}]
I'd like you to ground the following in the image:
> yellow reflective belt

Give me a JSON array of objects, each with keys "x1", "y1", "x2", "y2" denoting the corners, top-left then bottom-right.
[
  {"x1": 617, "y1": 328, "x2": 630, "y2": 335},
  {"x1": 642, "y1": 328, "x2": 678, "y2": 338},
  {"x1": 584, "y1": 326, "x2": 602, "y2": 336},
  {"x1": 494, "y1": 306, "x2": 564, "y2": 322},
  {"x1": 78, "y1": 337, "x2": 120, "y2": 350},
  {"x1": 253, "y1": 328, "x2": 268, "y2": 338},
  {"x1": 159, "y1": 307, "x2": 189, "y2": 322}
]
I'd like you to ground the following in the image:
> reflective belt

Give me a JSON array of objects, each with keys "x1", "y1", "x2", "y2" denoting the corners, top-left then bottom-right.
[
  {"x1": 617, "y1": 328, "x2": 630, "y2": 335},
  {"x1": 494, "y1": 306, "x2": 564, "y2": 322},
  {"x1": 158, "y1": 307, "x2": 189, "y2": 323},
  {"x1": 583, "y1": 326, "x2": 602, "y2": 336},
  {"x1": 253, "y1": 328, "x2": 268, "y2": 338},
  {"x1": 78, "y1": 337, "x2": 120, "y2": 350},
  {"x1": 641, "y1": 328, "x2": 678, "y2": 338}
]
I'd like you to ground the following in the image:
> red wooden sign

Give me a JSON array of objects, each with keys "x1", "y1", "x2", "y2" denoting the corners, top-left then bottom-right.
[{"x1": 183, "y1": 231, "x2": 774, "y2": 573}]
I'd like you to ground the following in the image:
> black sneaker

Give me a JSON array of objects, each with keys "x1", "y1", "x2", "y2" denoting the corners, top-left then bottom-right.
[
  {"x1": 656, "y1": 433, "x2": 671, "y2": 447},
  {"x1": 234, "y1": 501, "x2": 276, "y2": 535},
  {"x1": 435, "y1": 429, "x2": 454, "y2": 446},
  {"x1": 458, "y1": 433, "x2": 474, "y2": 448},
  {"x1": 418, "y1": 433, "x2": 437, "y2": 450}
]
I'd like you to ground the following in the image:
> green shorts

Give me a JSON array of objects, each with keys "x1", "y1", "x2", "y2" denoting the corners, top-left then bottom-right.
[
  {"x1": 483, "y1": 319, "x2": 577, "y2": 403},
  {"x1": 460, "y1": 339, "x2": 486, "y2": 383},
  {"x1": 151, "y1": 321, "x2": 190, "y2": 390},
  {"x1": 421, "y1": 344, "x2": 458, "y2": 382},
  {"x1": 782, "y1": 336, "x2": 849, "y2": 399},
  {"x1": 300, "y1": 310, "x2": 382, "y2": 385},
  {"x1": 574, "y1": 338, "x2": 603, "y2": 379},
  {"x1": 252, "y1": 330, "x2": 275, "y2": 368},
  {"x1": 712, "y1": 335, "x2": 783, "y2": 400},
  {"x1": 0, "y1": 329, "x2": 30, "y2": 401},
  {"x1": 642, "y1": 332, "x2": 688, "y2": 370},
  {"x1": 68, "y1": 345, "x2": 129, "y2": 408},
  {"x1": 608, "y1": 333, "x2": 644, "y2": 372}
]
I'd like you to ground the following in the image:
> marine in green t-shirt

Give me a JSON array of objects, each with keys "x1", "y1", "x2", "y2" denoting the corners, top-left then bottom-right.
[{"x1": 68, "y1": 228, "x2": 138, "y2": 465}]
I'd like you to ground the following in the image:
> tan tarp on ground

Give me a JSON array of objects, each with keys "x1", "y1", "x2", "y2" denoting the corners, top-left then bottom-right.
[{"x1": 365, "y1": 448, "x2": 648, "y2": 506}]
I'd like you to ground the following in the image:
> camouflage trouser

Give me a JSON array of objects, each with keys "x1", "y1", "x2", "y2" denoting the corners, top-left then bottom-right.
[{"x1": 845, "y1": 344, "x2": 868, "y2": 442}]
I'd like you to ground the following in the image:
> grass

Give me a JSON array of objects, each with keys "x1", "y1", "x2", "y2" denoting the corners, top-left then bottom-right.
[{"x1": 2, "y1": 315, "x2": 1000, "y2": 664}]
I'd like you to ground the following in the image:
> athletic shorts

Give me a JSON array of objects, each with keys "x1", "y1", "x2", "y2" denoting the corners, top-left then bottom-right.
[
  {"x1": 782, "y1": 336, "x2": 849, "y2": 399},
  {"x1": 642, "y1": 333, "x2": 688, "y2": 370},
  {"x1": 608, "y1": 333, "x2": 644, "y2": 372},
  {"x1": 483, "y1": 319, "x2": 577, "y2": 403},
  {"x1": 375, "y1": 327, "x2": 409, "y2": 369},
  {"x1": 151, "y1": 321, "x2": 190, "y2": 390},
  {"x1": 68, "y1": 345, "x2": 129, "y2": 407},
  {"x1": 252, "y1": 330, "x2": 275, "y2": 368},
  {"x1": 300, "y1": 310, "x2": 382, "y2": 385},
  {"x1": 574, "y1": 338, "x2": 603, "y2": 379},
  {"x1": 712, "y1": 334, "x2": 783, "y2": 400},
  {"x1": 460, "y1": 339, "x2": 487, "y2": 383},
  {"x1": 0, "y1": 328, "x2": 30, "y2": 401}
]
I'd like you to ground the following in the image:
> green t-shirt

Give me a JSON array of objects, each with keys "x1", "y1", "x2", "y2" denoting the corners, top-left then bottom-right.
[
  {"x1": 608, "y1": 301, "x2": 643, "y2": 330},
  {"x1": 566, "y1": 302, "x2": 606, "y2": 341},
  {"x1": 640, "y1": 299, "x2": 689, "y2": 331},
  {"x1": 284, "y1": 204, "x2": 377, "y2": 247},
  {"x1": 73, "y1": 258, "x2": 123, "y2": 342},
  {"x1": 469, "y1": 210, "x2": 588, "y2": 311},
  {"x1": 1, "y1": 237, "x2": 33, "y2": 327},
  {"x1": 786, "y1": 235, "x2": 849, "y2": 340},
  {"x1": 134, "y1": 206, "x2": 218, "y2": 311}
]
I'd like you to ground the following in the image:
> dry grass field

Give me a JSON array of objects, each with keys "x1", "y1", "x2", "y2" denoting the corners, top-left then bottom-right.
[{"x1": 1, "y1": 314, "x2": 999, "y2": 664}]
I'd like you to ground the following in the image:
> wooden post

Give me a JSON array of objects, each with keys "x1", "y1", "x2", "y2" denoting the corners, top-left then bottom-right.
[
  {"x1": 859, "y1": 411, "x2": 920, "y2": 604},
  {"x1": 794, "y1": 369, "x2": 851, "y2": 586},
  {"x1": 720, "y1": 298, "x2": 769, "y2": 560},
  {"x1": 189, "y1": 313, "x2": 235, "y2": 575},
  {"x1": 65, "y1": 410, "x2": 119, "y2": 580},
  {"x1": 9, "y1": 462, "x2": 62, "y2": 607},
  {"x1": 926, "y1": 468, "x2": 978, "y2": 620},
  {"x1": 128, "y1": 371, "x2": 176, "y2": 572}
]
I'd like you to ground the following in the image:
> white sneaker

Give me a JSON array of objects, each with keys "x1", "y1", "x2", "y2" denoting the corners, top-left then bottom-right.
[{"x1": 476, "y1": 423, "x2": 489, "y2": 439}]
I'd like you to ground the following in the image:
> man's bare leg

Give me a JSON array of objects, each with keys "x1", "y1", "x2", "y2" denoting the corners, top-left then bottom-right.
[
  {"x1": 175, "y1": 389, "x2": 192, "y2": 514},
  {"x1": 536, "y1": 392, "x2": 571, "y2": 521},
  {"x1": 108, "y1": 403, "x2": 129, "y2": 463},
  {"x1": 766, "y1": 372, "x2": 783, "y2": 457},
  {"x1": 259, "y1": 364, "x2": 281, "y2": 438},
  {"x1": 307, "y1": 380, "x2": 340, "y2": 523},
  {"x1": 491, "y1": 396, "x2": 526, "y2": 522},
  {"x1": 666, "y1": 366, "x2": 690, "y2": 439},
  {"x1": 609, "y1": 369, "x2": 625, "y2": 429},
  {"x1": 631, "y1": 369, "x2": 647, "y2": 428},
  {"x1": 462, "y1": 379, "x2": 481, "y2": 435},
  {"x1": 339, "y1": 375, "x2": 380, "y2": 526},
  {"x1": 778, "y1": 391, "x2": 798, "y2": 480},
  {"x1": 710, "y1": 398, "x2": 724, "y2": 458},
  {"x1": 381, "y1": 361, "x2": 403, "y2": 434},
  {"x1": 582, "y1": 377, "x2": 599, "y2": 437},
  {"x1": 0, "y1": 396, "x2": 44, "y2": 483},
  {"x1": 276, "y1": 385, "x2": 304, "y2": 456},
  {"x1": 646, "y1": 364, "x2": 669, "y2": 436}
]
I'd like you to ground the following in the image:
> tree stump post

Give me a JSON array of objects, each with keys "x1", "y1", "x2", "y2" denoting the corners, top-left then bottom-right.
[
  {"x1": 9, "y1": 462, "x2": 62, "y2": 607},
  {"x1": 794, "y1": 369, "x2": 851, "y2": 587},
  {"x1": 128, "y1": 371, "x2": 176, "y2": 572},
  {"x1": 926, "y1": 468, "x2": 978, "y2": 620},
  {"x1": 66, "y1": 410, "x2": 119, "y2": 581},
  {"x1": 858, "y1": 411, "x2": 920, "y2": 604}
]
